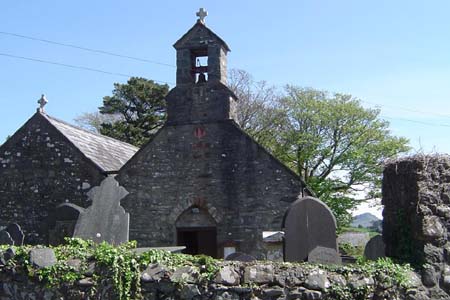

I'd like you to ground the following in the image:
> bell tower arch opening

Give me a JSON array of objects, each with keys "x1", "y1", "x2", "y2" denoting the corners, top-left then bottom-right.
[{"x1": 175, "y1": 206, "x2": 217, "y2": 258}]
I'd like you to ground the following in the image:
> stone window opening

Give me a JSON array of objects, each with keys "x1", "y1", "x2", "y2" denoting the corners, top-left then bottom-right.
[{"x1": 191, "y1": 49, "x2": 208, "y2": 83}]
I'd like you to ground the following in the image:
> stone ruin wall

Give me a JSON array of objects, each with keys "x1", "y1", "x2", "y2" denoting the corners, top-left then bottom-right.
[{"x1": 383, "y1": 154, "x2": 450, "y2": 296}]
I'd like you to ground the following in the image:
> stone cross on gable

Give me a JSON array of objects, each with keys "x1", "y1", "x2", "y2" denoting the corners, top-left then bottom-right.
[
  {"x1": 196, "y1": 8, "x2": 208, "y2": 24},
  {"x1": 37, "y1": 94, "x2": 48, "y2": 112}
]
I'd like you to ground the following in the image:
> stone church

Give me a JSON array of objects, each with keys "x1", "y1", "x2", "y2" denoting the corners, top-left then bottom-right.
[
  {"x1": 117, "y1": 15, "x2": 310, "y2": 258},
  {"x1": 0, "y1": 12, "x2": 311, "y2": 258}
]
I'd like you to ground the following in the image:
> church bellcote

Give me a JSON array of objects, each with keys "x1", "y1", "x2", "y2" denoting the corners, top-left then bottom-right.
[
  {"x1": 173, "y1": 8, "x2": 229, "y2": 86},
  {"x1": 166, "y1": 9, "x2": 237, "y2": 125}
]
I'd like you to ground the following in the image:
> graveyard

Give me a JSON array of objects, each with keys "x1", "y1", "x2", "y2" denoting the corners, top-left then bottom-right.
[{"x1": 1, "y1": 8, "x2": 450, "y2": 300}]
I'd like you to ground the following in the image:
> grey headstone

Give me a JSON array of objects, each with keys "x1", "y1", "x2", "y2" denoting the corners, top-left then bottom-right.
[
  {"x1": 308, "y1": 246, "x2": 342, "y2": 265},
  {"x1": 73, "y1": 175, "x2": 129, "y2": 245},
  {"x1": 225, "y1": 252, "x2": 256, "y2": 262},
  {"x1": 0, "y1": 231, "x2": 13, "y2": 245},
  {"x1": 29, "y1": 248, "x2": 57, "y2": 269},
  {"x1": 283, "y1": 196, "x2": 337, "y2": 262},
  {"x1": 6, "y1": 223, "x2": 24, "y2": 246},
  {"x1": 364, "y1": 235, "x2": 385, "y2": 260}
]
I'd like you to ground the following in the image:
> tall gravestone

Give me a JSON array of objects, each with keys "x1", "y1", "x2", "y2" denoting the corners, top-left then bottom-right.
[
  {"x1": 73, "y1": 176, "x2": 129, "y2": 245},
  {"x1": 283, "y1": 196, "x2": 338, "y2": 263}
]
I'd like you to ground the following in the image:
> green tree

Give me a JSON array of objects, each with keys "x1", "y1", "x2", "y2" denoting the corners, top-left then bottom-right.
[
  {"x1": 98, "y1": 77, "x2": 169, "y2": 146},
  {"x1": 263, "y1": 86, "x2": 410, "y2": 227}
]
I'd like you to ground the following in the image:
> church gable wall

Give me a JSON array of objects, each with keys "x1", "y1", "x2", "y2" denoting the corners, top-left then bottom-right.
[
  {"x1": 118, "y1": 121, "x2": 304, "y2": 258},
  {"x1": 0, "y1": 114, "x2": 105, "y2": 244}
]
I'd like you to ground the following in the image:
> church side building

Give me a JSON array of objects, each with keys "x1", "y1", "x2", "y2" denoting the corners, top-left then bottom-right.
[
  {"x1": 118, "y1": 16, "x2": 311, "y2": 258},
  {"x1": 0, "y1": 109, "x2": 138, "y2": 244}
]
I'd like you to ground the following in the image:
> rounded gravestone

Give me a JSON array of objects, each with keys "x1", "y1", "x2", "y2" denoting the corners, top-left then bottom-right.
[
  {"x1": 364, "y1": 235, "x2": 385, "y2": 260},
  {"x1": 0, "y1": 231, "x2": 13, "y2": 246},
  {"x1": 282, "y1": 196, "x2": 337, "y2": 262},
  {"x1": 6, "y1": 223, "x2": 24, "y2": 246}
]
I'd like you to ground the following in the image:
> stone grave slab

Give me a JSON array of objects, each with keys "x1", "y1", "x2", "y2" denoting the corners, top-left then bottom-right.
[
  {"x1": 283, "y1": 196, "x2": 337, "y2": 262},
  {"x1": 364, "y1": 235, "x2": 385, "y2": 260},
  {"x1": 225, "y1": 252, "x2": 256, "y2": 262},
  {"x1": 73, "y1": 176, "x2": 129, "y2": 245},
  {"x1": 132, "y1": 246, "x2": 186, "y2": 255},
  {"x1": 0, "y1": 231, "x2": 13, "y2": 245},
  {"x1": 6, "y1": 223, "x2": 24, "y2": 246},
  {"x1": 308, "y1": 246, "x2": 342, "y2": 264}
]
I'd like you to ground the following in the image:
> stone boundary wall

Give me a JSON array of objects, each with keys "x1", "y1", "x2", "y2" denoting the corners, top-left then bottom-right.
[
  {"x1": 383, "y1": 154, "x2": 450, "y2": 298},
  {"x1": 0, "y1": 252, "x2": 432, "y2": 300}
]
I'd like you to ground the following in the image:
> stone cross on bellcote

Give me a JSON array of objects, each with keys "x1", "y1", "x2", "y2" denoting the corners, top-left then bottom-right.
[
  {"x1": 196, "y1": 8, "x2": 208, "y2": 24},
  {"x1": 37, "y1": 94, "x2": 48, "y2": 113}
]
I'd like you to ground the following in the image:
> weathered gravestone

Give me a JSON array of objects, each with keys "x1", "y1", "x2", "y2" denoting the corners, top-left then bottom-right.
[
  {"x1": 73, "y1": 176, "x2": 129, "y2": 245},
  {"x1": 6, "y1": 223, "x2": 24, "y2": 246},
  {"x1": 0, "y1": 231, "x2": 13, "y2": 245},
  {"x1": 364, "y1": 235, "x2": 385, "y2": 260},
  {"x1": 225, "y1": 252, "x2": 256, "y2": 262},
  {"x1": 308, "y1": 246, "x2": 342, "y2": 264},
  {"x1": 283, "y1": 196, "x2": 338, "y2": 263}
]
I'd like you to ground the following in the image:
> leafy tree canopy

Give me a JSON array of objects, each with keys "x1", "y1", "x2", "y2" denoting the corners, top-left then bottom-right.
[
  {"x1": 98, "y1": 77, "x2": 169, "y2": 147},
  {"x1": 252, "y1": 85, "x2": 409, "y2": 227}
]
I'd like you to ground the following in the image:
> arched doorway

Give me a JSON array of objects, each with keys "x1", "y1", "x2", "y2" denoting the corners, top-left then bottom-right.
[
  {"x1": 176, "y1": 206, "x2": 217, "y2": 258},
  {"x1": 47, "y1": 203, "x2": 85, "y2": 246}
]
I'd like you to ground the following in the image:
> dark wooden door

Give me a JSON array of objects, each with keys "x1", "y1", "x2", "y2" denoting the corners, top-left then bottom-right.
[{"x1": 177, "y1": 227, "x2": 217, "y2": 258}]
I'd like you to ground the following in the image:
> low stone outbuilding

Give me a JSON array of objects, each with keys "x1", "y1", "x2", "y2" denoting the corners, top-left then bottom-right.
[{"x1": 0, "y1": 110, "x2": 138, "y2": 244}]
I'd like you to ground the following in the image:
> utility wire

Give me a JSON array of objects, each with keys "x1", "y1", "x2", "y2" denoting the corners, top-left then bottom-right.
[
  {"x1": 381, "y1": 115, "x2": 450, "y2": 128},
  {"x1": 0, "y1": 52, "x2": 174, "y2": 85},
  {"x1": 3, "y1": 30, "x2": 450, "y2": 126},
  {"x1": 363, "y1": 100, "x2": 450, "y2": 120},
  {"x1": 0, "y1": 30, "x2": 176, "y2": 68}
]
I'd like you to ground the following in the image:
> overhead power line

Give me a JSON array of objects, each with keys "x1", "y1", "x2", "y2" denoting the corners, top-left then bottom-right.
[
  {"x1": 381, "y1": 115, "x2": 450, "y2": 128},
  {"x1": 0, "y1": 52, "x2": 174, "y2": 85},
  {"x1": 363, "y1": 100, "x2": 450, "y2": 120},
  {"x1": 0, "y1": 30, "x2": 176, "y2": 68}
]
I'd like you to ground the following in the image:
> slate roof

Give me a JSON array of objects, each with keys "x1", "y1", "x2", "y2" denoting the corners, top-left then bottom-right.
[
  {"x1": 173, "y1": 21, "x2": 231, "y2": 51},
  {"x1": 41, "y1": 113, "x2": 138, "y2": 172}
]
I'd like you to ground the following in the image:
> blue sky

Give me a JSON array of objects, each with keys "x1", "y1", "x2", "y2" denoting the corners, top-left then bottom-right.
[{"x1": 2, "y1": 1, "x2": 450, "y2": 216}]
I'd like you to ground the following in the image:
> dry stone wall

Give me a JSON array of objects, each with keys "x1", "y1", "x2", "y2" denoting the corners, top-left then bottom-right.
[
  {"x1": 383, "y1": 155, "x2": 450, "y2": 297},
  {"x1": 0, "y1": 246, "x2": 429, "y2": 300}
]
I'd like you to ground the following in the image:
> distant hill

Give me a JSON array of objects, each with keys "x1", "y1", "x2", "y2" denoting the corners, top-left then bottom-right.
[{"x1": 351, "y1": 213, "x2": 381, "y2": 228}]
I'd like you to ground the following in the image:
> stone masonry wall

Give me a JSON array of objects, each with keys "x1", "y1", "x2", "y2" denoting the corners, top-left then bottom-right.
[
  {"x1": 383, "y1": 155, "x2": 450, "y2": 296},
  {"x1": 0, "y1": 250, "x2": 428, "y2": 300},
  {"x1": 118, "y1": 120, "x2": 306, "y2": 258},
  {"x1": 0, "y1": 113, "x2": 105, "y2": 244}
]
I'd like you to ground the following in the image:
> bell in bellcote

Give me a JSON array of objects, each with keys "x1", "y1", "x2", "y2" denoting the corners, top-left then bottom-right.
[{"x1": 197, "y1": 72, "x2": 207, "y2": 84}]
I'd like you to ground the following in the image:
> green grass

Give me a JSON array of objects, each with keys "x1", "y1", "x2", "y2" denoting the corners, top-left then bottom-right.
[{"x1": 341, "y1": 226, "x2": 380, "y2": 238}]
